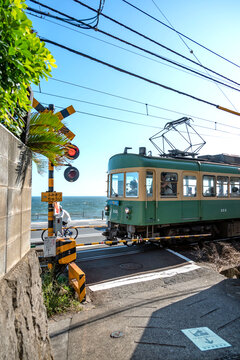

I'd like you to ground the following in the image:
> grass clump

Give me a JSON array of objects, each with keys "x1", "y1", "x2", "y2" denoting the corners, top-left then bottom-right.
[{"x1": 42, "y1": 270, "x2": 82, "y2": 317}]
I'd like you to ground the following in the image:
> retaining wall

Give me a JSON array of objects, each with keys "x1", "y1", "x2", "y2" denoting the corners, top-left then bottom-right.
[
  {"x1": 0, "y1": 124, "x2": 53, "y2": 359},
  {"x1": 0, "y1": 123, "x2": 31, "y2": 278}
]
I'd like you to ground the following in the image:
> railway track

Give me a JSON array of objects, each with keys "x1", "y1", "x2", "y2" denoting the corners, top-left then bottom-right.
[{"x1": 35, "y1": 235, "x2": 240, "y2": 272}]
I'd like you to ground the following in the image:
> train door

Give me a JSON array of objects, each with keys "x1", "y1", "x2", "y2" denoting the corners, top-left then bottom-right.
[
  {"x1": 181, "y1": 172, "x2": 200, "y2": 220},
  {"x1": 145, "y1": 170, "x2": 156, "y2": 223}
]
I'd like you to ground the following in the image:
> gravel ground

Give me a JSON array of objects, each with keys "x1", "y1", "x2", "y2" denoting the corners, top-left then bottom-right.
[{"x1": 170, "y1": 240, "x2": 240, "y2": 278}]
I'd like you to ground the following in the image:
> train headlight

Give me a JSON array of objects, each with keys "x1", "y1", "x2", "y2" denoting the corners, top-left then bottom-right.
[
  {"x1": 125, "y1": 207, "x2": 131, "y2": 214},
  {"x1": 105, "y1": 205, "x2": 109, "y2": 211}
]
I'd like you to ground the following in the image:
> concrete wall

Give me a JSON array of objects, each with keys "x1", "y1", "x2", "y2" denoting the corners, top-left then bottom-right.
[{"x1": 0, "y1": 123, "x2": 32, "y2": 278}]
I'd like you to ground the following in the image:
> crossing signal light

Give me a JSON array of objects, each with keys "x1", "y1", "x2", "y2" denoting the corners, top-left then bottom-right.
[
  {"x1": 66, "y1": 144, "x2": 79, "y2": 160},
  {"x1": 64, "y1": 166, "x2": 79, "y2": 182}
]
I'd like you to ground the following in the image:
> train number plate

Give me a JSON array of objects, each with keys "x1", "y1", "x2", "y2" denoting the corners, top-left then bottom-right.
[{"x1": 108, "y1": 200, "x2": 119, "y2": 206}]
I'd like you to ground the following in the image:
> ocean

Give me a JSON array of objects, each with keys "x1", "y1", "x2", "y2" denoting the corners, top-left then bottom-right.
[{"x1": 31, "y1": 196, "x2": 107, "y2": 222}]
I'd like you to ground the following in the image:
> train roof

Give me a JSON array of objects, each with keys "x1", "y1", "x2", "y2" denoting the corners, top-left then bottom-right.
[{"x1": 108, "y1": 152, "x2": 240, "y2": 175}]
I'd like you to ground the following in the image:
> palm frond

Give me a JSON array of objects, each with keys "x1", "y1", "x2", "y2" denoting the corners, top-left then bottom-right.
[{"x1": 27, "y1": 112, "x2": 74, "y2": 172}]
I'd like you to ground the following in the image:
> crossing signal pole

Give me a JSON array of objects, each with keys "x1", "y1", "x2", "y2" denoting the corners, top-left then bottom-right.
[
  {"x1": 33, "y1": 99, "x2": 79, "y2": 236},
  {"x1": 32, "y1": 98, "x2": 86, "y2": 300}
]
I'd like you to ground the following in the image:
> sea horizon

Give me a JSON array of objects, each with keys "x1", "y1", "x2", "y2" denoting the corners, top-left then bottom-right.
[{"x1": 31, "y1": 195, "x2": 107, "y2": 222}]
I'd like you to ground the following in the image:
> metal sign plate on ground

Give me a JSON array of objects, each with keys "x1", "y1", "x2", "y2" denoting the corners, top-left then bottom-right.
[
  {"x1": 44, "y1": 236, "x2": 56, "y2": 257},
  {"x1": 181, "y1": 327, "x2": 231, "y2": 351}
]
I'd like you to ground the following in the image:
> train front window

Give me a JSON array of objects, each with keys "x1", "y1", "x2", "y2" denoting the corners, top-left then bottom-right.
[
  {"x1": 183, "y1": 176, "x2": 197, "y2": 197},
  {"x1": 161, "y1": 172, "x2": 177, "y2": 197},
  {"x1": 107, "y1": 174, "x2": 110, "y2": 197},
  {"x1": 217, "y1": 176, "x2": 229, "y2": 197},
  {"x1": 126, "y1": 172, "x2": 139, "y2": 197},
  {"x1": 230, "y1": 177, "x2": 240, "y2": 197},
  {"x1": 203, "y1": 175, "x2": 216, "y2": 197},
  {"x1": 111, "y1": 173, "x2": 124, "y2": 197},
  {"x1": 146, "y1": 171, "x2": 153, "y2": 197}
]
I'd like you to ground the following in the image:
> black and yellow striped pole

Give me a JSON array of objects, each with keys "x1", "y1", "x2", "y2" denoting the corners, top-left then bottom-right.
[{"x1": 48, "y1": 161, "x2": 54, "y2": 237}]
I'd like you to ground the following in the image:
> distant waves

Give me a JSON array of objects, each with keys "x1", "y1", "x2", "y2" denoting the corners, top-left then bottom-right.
[{"x1": 31, "y1": 196, "x2": 107, "y2": 222}]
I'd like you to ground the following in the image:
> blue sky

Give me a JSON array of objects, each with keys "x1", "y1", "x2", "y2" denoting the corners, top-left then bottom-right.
[{"x1": 26, "y1": 0, "x2": 240, "y2": 196}]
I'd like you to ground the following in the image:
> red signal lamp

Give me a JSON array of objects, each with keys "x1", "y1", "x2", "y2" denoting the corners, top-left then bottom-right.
[
  {"x1": 66, "y1": 144, "x2": 79, "y2": 160},
  {"x1": 64, "y1": 166, "x2": 79, "y2": 182}
]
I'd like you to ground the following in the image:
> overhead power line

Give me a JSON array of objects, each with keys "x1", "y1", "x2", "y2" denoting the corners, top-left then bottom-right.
[
  {"x1": 73, "y1": 0, "x2": 240, "y2": 88},
  {"x1": 47, "y1": 77, "x2": 237, "y2": 127},
  {"x1": 38, "y1": 101, "x2": 240, "y2": 139},
  {"x1": 34, "y1": 90, "x2": 173, "y2": 121},
  {"x1": 28, "y1": 1, "x2": 240, "y2": 90},
  {"x1": 38, "y1": 37, "x2": 240, "y2": 117},
  {"x1": 122, "y1": 0, "x2": 240, "y2": 70},
  {"x1": 48, "y1": 78, "x2": 240, "y2": 134},
  {"x1": 27, "y1": 12, "x2": 237, "y2": 87},
  {"x1": 35, "y1": 90, "x2": 240, "y2": 135},
  {"x1": 150, "y1": 0, "x2": 238, "y2": 111},
  {"x1": 39, "y1": 37, "x2": 219, "y2": 107}
]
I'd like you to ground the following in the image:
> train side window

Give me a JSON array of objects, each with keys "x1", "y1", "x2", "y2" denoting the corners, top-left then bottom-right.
[
  {"x1": 203, "y1": 175, "x2": 216, "y2": 197},
  {"x1": 230, "y1": 177, "x2": 240, "y2": 197},
  {"x1": 217, "y1": 176, "x2": 229, "y2": 197},
  {"x1": 111, "y1": 173, "x2": 124, "y2": 198},
  {"x1": 183, "y1": 176, "x2": 197, "y2": 197},
  {"x1": 146, "y1": 171, "x2": 153, "y2": 197},
  {"x1": 126, "y1": 172, "x2": 139, "y2": 197},
  {"x1": 161, "y1": 172, "x2": 177, "y2": 197}
]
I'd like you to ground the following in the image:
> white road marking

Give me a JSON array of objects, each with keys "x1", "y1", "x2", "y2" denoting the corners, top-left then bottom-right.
[
  {"x1": 89, "y1": 263, "x2": 200, "y2": 291},
  {"x1": 77, "y1": 233, "x2": 104, "y2": 238},
  {"x1": 166, "y1": 248, "x2": 194, "y2": 263}
]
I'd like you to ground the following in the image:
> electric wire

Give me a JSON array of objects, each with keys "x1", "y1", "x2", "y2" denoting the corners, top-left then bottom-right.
[
  {"x1": 27, "y1": 12, "x2": 236, "y2": 87},
  {"x1": 34, "y1": 89, "x2": 240, "y2": 133},
  {"x1": 122, "y1": 0, "x2": 240, "y2": 70},
  {"x1": 150, "y1": 0, "x2": 238, "y2": 111},
  {"x1": 48, "y1": 77, "x2": 240, "y2": 132},
  {"x1": 38, "y1": 101, "x2": 240, "y2": 139},
  {"x1": 73, "y1": 0, "x2": 240, "y2": 88},
  {"x1": 28, "y1": 1, "x2": 240, "y2": 90},
  {"x1": 27, "y1": 6, "x2": 240, "y2": 92},
  {"x1": 39, "y1": 36, "x2": 222, "y2": 110},
  {"x1": 34, "y1": 90, "x2": 173, "y2": 121}
]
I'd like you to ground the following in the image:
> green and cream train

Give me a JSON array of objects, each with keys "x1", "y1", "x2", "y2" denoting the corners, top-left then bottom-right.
[{"x1": 103, "y1": 148, "x2": 240, "y2": 241}]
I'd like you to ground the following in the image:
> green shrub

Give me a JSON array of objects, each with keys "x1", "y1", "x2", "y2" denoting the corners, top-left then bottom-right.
[
  {"x1": 0, "y1": 0, "x2": 56, "y2": 137},
  {"x1": 42, "y1": 270, "x2": 82, "y2": 317}
]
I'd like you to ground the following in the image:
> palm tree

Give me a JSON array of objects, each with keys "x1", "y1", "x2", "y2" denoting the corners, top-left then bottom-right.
[{"x1": 26, "y1": 111, "x2": 72, "y2": 173}]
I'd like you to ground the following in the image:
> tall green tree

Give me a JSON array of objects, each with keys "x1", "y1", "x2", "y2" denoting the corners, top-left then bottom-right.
[{"x1": 0, "y1": 0, "x2": 56, "y2": 137}]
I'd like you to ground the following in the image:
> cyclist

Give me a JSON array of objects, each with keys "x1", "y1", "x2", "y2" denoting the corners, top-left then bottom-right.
[{"x1": 59, "y1": 205, "x2": 71, "y2": 227}]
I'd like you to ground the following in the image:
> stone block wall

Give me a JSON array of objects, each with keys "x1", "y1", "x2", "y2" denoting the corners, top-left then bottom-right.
[
  {"x1": 0, "y1": 124, "x2": 32, "y2": 278},
  {"x1": 0, "y1": 250, "x2": 53, "y2": 360}
]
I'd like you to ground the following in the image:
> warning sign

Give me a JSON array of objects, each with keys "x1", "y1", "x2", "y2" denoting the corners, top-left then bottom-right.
[
  {"x1": 181, "y1": 327, "x2": 231, "y2": 351},
  {"x1": 41, "y1": 192, "x2": 62, "y2": 203}
]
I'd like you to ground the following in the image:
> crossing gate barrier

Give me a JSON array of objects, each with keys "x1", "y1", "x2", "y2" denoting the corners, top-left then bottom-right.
[{"x1": 68, "y1": 262, "x2": 86, "y2": 302}]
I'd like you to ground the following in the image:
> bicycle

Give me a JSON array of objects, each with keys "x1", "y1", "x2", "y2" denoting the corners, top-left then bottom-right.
[{"x1": 41, "y1": 226, "x2": 78, "y2": 241}]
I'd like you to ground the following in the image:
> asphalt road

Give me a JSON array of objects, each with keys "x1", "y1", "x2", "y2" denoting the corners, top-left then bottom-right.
[{"x1": 31, "y1": 219, "x2": 107, "y2": 245}]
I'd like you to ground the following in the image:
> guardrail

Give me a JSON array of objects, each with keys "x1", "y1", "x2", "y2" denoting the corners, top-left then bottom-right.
[{"x1": 31, "y1": 224, "x2": 106, "y2": 231}]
